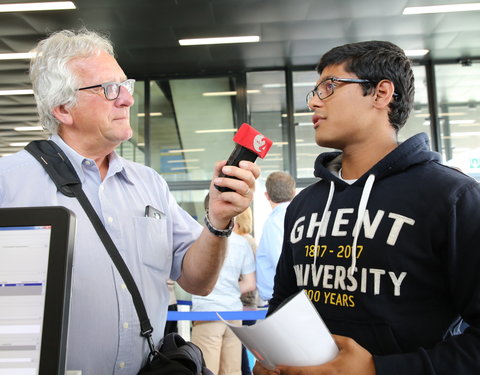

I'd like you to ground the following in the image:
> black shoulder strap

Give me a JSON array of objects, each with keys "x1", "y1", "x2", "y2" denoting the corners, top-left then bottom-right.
[
  {"x1": 25, "y1": 140, "x2": 157, "y2": 354},
  {"x1": 25, "y1": 140, "x2": 79, "y2": 197}
]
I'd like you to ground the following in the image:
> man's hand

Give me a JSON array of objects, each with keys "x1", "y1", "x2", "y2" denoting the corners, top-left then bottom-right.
[
  {"x1": 207, "y1": 160, "x2": 260, "y2": 228},
  {"x1": 254, "y1": 335, "x2": 375, "y2": 375}
]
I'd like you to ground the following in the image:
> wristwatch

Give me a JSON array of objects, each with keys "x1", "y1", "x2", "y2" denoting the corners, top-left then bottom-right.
[{"x1": 204, "y1": 211, "x2": 234, "y2": 237}]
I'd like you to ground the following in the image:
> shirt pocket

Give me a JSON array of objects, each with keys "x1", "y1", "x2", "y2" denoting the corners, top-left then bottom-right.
[{"x1": 133, "y1": 216, "x2": 172, "y2": 274}]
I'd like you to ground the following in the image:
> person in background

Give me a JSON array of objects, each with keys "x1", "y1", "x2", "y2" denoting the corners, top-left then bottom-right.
[
  {"x1": 0, "y1": 29, "x2": 259, "y2": 375},
  {"x1": 255, "y1": 171, "x2": 296, "y2": 303},
  {"x1": 254, "y1": 40, "x2": 480, "y2": 375},
  {"x1": 234, "y1": 207, "x2": 258, "y2": 375},
  {"x1": 163, "y1": 279, "x2": 178, "y2": 336},
  {"x1": 191, "y1": 195, "x2": 256, "y2": 375},
  {"x1": 234, "y1": 206, "x2": 258, "y2": 308}
]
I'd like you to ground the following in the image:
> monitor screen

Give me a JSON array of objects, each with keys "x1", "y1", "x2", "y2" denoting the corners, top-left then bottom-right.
[
  {"x1": 0, "y1": 207, "x2": 75, "y2": 375},
  {"x1": 0, "y1": 226, "x2": 52, "y2": 375}
]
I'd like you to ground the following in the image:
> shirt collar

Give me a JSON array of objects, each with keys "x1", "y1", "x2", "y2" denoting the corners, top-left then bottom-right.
[{"x1": 49, "y1": 134, "x2": 134, "y2": 185}]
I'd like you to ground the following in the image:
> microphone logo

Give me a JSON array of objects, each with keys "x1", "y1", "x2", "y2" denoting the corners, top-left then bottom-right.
[{"x1": 253, "y1": 134, "x2": 267, "y2": 153}]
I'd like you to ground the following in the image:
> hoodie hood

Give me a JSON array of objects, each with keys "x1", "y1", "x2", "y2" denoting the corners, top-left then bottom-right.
[
  {"x1": 311, "y1": 133, "x2": 440, "y2": 275},
  {"x1": 313, "y1": 133, "x2": 441, "y2": 185}
]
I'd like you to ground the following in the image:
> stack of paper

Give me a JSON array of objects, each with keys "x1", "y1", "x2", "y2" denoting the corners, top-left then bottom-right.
[{"x1": 218, "y1": 290, "x2": 339, "y2": 370}]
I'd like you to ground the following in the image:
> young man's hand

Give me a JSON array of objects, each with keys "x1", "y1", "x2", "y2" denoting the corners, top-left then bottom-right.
[{"x1": 254, "y1": 335, "x2": 375, "y2": 375}]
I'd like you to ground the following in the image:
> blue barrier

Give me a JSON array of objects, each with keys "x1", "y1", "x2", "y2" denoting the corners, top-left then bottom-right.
[{"x1": 167, "y1": 309, "x2": 267, "y2": 321}]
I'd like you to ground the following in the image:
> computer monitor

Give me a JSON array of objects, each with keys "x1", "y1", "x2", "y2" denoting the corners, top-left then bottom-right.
[{"x1": 0, "y1": 206, "x2": 75, "y2": 375}]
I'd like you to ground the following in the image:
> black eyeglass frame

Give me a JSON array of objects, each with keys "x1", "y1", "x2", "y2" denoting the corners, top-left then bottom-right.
[
  {"x1": 77, "y1": 79, "x2": 135, "y2": 100},
  {"x1": 306, "y1": 77, "x2": 399, "y2": 107},
  {"x1": 306, "y1": 77, "x2": 371, "y2": 105}
]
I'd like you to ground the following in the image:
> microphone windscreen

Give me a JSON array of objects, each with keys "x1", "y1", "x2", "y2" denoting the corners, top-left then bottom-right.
[{"x1": 233, "y1": 123, "x2": 273, "y2": 159}]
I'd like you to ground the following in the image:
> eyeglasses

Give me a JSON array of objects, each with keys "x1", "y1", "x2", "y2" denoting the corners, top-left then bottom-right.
[
  {"x1": 77, "y1": 79, "x2": 135, "y2": 100},
  {"x1": 306, "y1": 77, "x2": 371, "y2": 105}
]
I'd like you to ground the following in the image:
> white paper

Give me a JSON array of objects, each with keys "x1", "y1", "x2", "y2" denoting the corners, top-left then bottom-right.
[{"x1": 218, "y1": 290, "x2": 339, "y2": 370}]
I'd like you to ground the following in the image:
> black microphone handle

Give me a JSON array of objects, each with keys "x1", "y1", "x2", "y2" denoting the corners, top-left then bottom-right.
[{"x1": 215, "y1": 144, "x2": 258, "y2": 192}]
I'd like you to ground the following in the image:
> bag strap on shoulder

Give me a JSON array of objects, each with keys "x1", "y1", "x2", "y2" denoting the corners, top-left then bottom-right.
[
  {"x1": 25, "y1": 139, "x2": 157, "y2": 355},
  {"x1": 25, "y1": 140, "x2": 79, "y2": 197}
]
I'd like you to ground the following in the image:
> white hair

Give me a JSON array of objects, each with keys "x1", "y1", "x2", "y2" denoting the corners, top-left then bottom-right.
[{"x1": 29, "y1": 29, "x2": 114, "y2": 134}]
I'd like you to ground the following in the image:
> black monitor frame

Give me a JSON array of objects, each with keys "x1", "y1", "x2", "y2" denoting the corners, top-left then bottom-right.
[{"x1": 0, "y1": 206, "x2": 76, "y2": 375}]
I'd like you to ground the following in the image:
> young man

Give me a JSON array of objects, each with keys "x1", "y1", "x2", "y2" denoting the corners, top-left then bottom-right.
[
  {"x1": 256, "y1": 171, "x2": 296, "y2": 303},
  {"x1": 254, "y1": 41, "x2": 480, "y2": 374},
  {"x1": 0, "y1": 29, "x2": 259, "y2": 374}
]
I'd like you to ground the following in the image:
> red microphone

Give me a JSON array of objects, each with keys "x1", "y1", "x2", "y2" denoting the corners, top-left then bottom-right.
[{"x1": 216, "y1": 123, "x2": 273, "y2": 192}]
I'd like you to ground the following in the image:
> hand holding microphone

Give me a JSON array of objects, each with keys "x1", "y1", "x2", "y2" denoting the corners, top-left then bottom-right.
[{"x1": 215, "y1": 123, "x2": 273, "y2": 193}]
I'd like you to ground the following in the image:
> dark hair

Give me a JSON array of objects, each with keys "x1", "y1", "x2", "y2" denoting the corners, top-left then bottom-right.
[
  {"x1": 266, "y1": 172, "x2": 296, "y2": 203},
  {"x1": 316, "y1": 40, "x2": 414, "y2": 132}
]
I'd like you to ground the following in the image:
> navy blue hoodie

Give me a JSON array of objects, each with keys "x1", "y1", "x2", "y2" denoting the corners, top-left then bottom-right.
[{"x1": 269, "y1": 133, "x2": 480, "y2": 374}]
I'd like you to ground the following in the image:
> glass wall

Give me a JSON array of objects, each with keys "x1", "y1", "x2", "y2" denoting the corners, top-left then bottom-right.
[
  {"x1": 171, "y1": 189, "x2": 209, "y2": 225},
  {"x1": 117, "y1": 81, "x2": 145, "y2": 163},
  {"x1": 149, "y1": 76, "x2": 240, "y2": 182},
  {"x1": 399, "y1": 65, "x2": 430, "y2": 142},
  {"x1": 435, "y1": 62, "x2": 480, "y2": 179},
  {"x1": 246, "y1": 71, "x2": 289, "y2": 179},
  {"x1": 292, "y1": 70, "x2": 333, "y2": 179}
]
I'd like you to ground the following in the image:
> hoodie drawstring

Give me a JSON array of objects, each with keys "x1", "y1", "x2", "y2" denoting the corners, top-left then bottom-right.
[
  {"x1": 349, "y1": 174, "x2": 375, "y2": 276},
  {"x1": 313, "y1": 180, "x2": 335, "y2": 268},
  {"x1": 312, "y1": 175, "x2": 376, "y2": 276}
]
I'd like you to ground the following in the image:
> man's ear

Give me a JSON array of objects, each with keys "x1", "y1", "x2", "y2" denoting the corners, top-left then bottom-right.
[
  {"x1": 264, "y1": 192, "x2": 270, "y2": 201},
  {"x1": 373, "y1": 80, "x2": 395, "y2": 109},
  {"x1": 52, "y1": 104, "x2": 73, "y2": 126}
]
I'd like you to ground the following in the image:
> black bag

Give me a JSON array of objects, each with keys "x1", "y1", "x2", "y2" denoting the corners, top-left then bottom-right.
[
  {"x1": 139, "y1": 333, "x2": 213, "y2": 375},
  {"x1": 26, "y1": 140, "x2": 212, "y2": 375}
]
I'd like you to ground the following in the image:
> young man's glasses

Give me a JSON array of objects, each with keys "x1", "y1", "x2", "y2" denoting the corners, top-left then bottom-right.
[
  {"x1": 77, "y1": 79, "x2": 135, "y2": 100},
  {"x1": 306, "y1": 77, "x2": 371, "y2": 105}
]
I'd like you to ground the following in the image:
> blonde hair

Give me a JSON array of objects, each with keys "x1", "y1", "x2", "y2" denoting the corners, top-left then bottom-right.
[{"x1": 235, "y1": 207, "x2": 253, "y2": 235}]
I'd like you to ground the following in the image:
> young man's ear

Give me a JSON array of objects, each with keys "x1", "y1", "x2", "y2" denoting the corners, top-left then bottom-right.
[
  {"x1": 52, "y1": 104, "x2": 73, "y2": 126},
  {"x1": 373, "y1": 80, "x2": 396, "y2": 109}
]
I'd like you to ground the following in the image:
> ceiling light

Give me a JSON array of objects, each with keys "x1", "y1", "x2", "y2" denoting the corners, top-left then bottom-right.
[
  {"x1": 282, "y1": 112, "x2": 312, "y2": 118},
  {"x1": 450, "y1": 119, "x2": 475, "y2": 125},
  {"x1": 403, "y1": 3, "x2": 480, "y2": 14},
  {"x1": 297, "y1": 122, "x2": 314, "y2": 126},
  {"x1": 0, "y1": 52, "x2": 36, "y2": 60},
  {"x1": 404, "y1": 49, "x2": 430, "y2": 57},
  {"x1": 0, "y1": 89, "x2": 34, "y2": 96},
  {"x1": 167, "y1": 148, "x2": 205, "y2": 153},
  {"x1": 179, "y1": 36, "x2": 260, "y2": 46},
  {"x1": 202, "y1": 90, "x2": 260, "y2": 97},
  {"x1": 9, "y1": 142, "x2": 29, "y2": 147},
  {"x1": 167, "y1": 159, "x2": 199, "y2": 163},
  {"x1": 195, "y1": 128, "x2": 237, "y2": 134},
  {"x1": 0, "y1": 1, "x2": 76, "y2": 12},
  {"x1": 449, "y1": 131, "x2": 480, "y2": 137},
  {"x1": 263, "y1": 82, "x2": 314, "y2": 88},
  {"x1": 14, "y1": 126, "x2": 44, "y2": 132},
  {"x1": 171, "y1": 166, "x2": 200, "y2": 171},
  {"x1": 137, "y1": 112, "x2": 162, "y2": 117}
]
